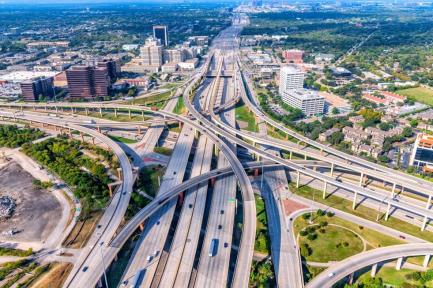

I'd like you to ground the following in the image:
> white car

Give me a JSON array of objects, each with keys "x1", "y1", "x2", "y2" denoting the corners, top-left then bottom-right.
[{"x1": 328, "y1": 272, "x2": 335, "y2": 278}]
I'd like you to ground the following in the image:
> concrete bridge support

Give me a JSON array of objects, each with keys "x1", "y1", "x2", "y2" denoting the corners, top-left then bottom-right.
[
  {"x1": 385, "y1": 202, "x2": 391, "y2": 221},
  {"x1": 426, "y1": 195, "x2": 432, "y2": 209},
  {"x1": 141, "y1": 111, "x2": 145, "y2": 121},
  {"x1": 396, "y1": 257, "x2": 403, "y2": 270},
  {"x1": 422, "y1": 216, "x2": 428, "y2": 231},
  {"x1": 296, "y1": 171, "x2": 300, "y2": 188},
  {"x1": 371, "y1": 263, "x2": 378, "y2": 277},
  {"x1": 352, "y1": 191, "x2": 358, "y2": 210},
  {"x1": 322, "y1": 181, "x2": 327, "y2": 199},
  {"x1": 359, "y1": 172, "x2": 364, "y2": 187},
  {"x1": 114, "y1": 108, "x2": 117, "y2": 118},
  {"x1": 391, "y1": 183, "x2": 397, "y2": 198},
  {"x1": 424, "y1": 255, "x2": 431, "y2": 268},
  {"x1": 99, "y1": 108, "x2": 103, "y2": 117}
]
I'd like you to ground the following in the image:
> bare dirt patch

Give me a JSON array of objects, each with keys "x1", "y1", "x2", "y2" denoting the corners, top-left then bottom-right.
[
  {"x1": 0, "y1": 161, "x2": 62, "y2": 244},
  {"x1": 30, "y1": 262, "x2": 72, "y2": 288}
]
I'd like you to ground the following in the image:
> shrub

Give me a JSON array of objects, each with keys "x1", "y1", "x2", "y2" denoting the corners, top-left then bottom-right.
[
  {"x1": 307, "y1": 233, "x2": 317, "y2": 241},
  {"x1": 317, "y1": 209, "x2": 325, "y2": 216},
  {"x1": 300, "y1": 230, "x2": 308, "y2": 237},
  {"x1": 319, "y1": 228, "x2": 326, "y2": 234},
  {"x1": 343, "y1": 242, "x2": 349, "y2": 247},
  {"x1": 319, "y1": 221, "x2": 328, "y2": 227},
  {"x1": 303, "y1": 214, "x2": 311, "y2": 220},
  {"x1": 326, "y1": 211, "x2": 335, "y2": 217},
  {"x1": 359, "y1": 226, "x2": 364, "y2": 230}
]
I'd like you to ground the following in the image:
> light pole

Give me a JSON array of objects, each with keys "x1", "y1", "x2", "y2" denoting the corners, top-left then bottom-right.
[{"x1": 99, "y1": 241, "x2": 109, "y2": 288}]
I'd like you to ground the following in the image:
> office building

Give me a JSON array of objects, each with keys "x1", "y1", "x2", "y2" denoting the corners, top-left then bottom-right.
[
  {"x1": 66, "y1": 66, "x2": 109, "y2": 100},
  {"x1": 20, "y1": 77, "x2": 54, "y2": 101},
  {"x1": 282, "y1": 49, "x2": 304, "y2": 64},
  {"x1": 97, "y1": 59, "x2": 120, "y2": 83},
  {"x1": 153, "y1": 25, "x2": 169, "y2": 47},
  {"x1": 139, "y1": 37, "x2": 163, "y2": 69},
  {"x1": 279, "y1": 65, "x2": 304, "y2": 95},
  {"x1": 281, "y1": 89, "x2": 324, "y2": 117},
  {"x1": 163, "y1": 49, "x2": 185, "y2": 64},
  {"x1": 410, "y1": 133, "x2": 433, "y2": 172}
]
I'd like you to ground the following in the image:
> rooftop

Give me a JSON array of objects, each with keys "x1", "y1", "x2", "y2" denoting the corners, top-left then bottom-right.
[{"x1": 0, "y1": 71, "x2": 59, "y2": 83}]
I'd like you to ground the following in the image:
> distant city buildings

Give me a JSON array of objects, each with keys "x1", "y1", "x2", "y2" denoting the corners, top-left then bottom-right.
[{"x1": 153, "y1": 25, "x2": 169, "y2": 47}]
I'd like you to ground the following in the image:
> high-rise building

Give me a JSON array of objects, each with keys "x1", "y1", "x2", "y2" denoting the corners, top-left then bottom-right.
[
  {"x1": 163, "y1": 49, "x2": 185, "y2": 64},
  {"x1": 279, "y1": 65, "x2": 304, "y2": 95},
  {"x1": 97, "y1": 59, "x2": 120, "y2": 83},
  {"x1": 140, "y1": 37, "x2": 163, "y2": 68},
  {"x1": 66, "y1": 66, "x2": 109, "y2": 100},
  {"x1": 20, "y1": 77, "x2": 54, "y2": 101},
  {"x1": 153, "y1": 25, "x2": 169, "y2": 47},
  {"x1": 281, "y1": 89, "x2": 324, "y2": 117}
]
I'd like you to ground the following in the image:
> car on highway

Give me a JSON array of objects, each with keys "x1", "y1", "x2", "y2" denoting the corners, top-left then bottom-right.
[
  {"x1": 328, "y1": 272, "x2": 334, "y2": 278},
  {"x1": 82, "y1": 266, "x2": 89, "y2": 272},
  {"x1": 209, "y1": 238, "x2": 218, "y2": 257}
]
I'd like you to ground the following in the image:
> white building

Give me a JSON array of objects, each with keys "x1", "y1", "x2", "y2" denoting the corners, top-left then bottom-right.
[
  {"x1": 139, "y1": 37, "x2": 163, "y2": 68},
  {"x1": 279, "y1": 65, "x2": 304, "y2": 95},
  {"x1": 282, "y1": 89, "x2": 325, "y2": 116}
]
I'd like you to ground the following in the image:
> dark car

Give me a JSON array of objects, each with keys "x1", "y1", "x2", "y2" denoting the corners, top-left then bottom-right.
[
  {"x1": 218, "y1": 225, "x2": 222, "y2": 230},
  {"x1": 82, "y1": 266, "x2": 89, "y2": 272}
]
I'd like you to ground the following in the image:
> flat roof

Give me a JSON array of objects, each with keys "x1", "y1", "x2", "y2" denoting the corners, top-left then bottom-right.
[
  {"x1": 285, "y1": 89, "x2": 323, "y2": 101},
  {"x1": 0, "y1": 71, "x2": 58, "y2": 83}
]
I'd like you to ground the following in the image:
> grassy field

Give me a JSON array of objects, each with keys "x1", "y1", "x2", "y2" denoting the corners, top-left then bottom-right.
[
  {"x1": 75, "y1": 111, "x2": 148, "y2": 122},
  {"x1": 153, "y1": 146, "x2": 173, "y2": 156},
  {"x1": 254, "y1": 195, "x2": 270, "y2": 254},
  {"x1": 125, "y1": 91, "x2": 173, "y2": 108},
  {"x1": 289, "y1": 183, "x2": 433, "y2": 242},
  {"x1": 235, "y1": 103, "x2": 257, "y2": 132},
  {"x1": 173, "y1": 97, "x2": 186, "y2": 115},
  {"x1": 136, "y1": 166, "x2": 165, "y2": 198},
  {"x1": 63, "y1": 211, "x2": 103, "y2": 249},
  {"x1": 31, "y1": 263, "x2": 73, "y2": 288},
  {"x1": 108, "y1": 135, "x2": 137, "y2": 144},
  {"x1": 354, "y1": 267, "x2": 433, "y2": 288},
  {"x1": 297, "y1": 222, "x2": 364, "y2": 262},
  {"x1": 303, "y1": 265, "x2": 326, "y2": 283},
  {"x1": 294, "y1": 212, "x2": 403, "y2": 251},
  {"x1": 396, "y1": 87, "x2": 433, "y2": 106}
]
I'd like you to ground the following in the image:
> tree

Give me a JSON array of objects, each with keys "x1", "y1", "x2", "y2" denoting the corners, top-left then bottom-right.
[
  {"x1": 409, "y1": 119, "x2": 419, "y2": 128},
  {"x1": 402, "y1": 127, "x2": 413, "y2": 138},
  {"x1": 331, "y1": 107, "x2": 340, "y2": 115},
  {"x1": 329, "y1": 131, "x2": 344, "y2": 145}
]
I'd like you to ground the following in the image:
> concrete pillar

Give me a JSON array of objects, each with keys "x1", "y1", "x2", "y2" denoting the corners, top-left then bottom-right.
[
  {"x1": 254, "y1": 168, "x2": 259, "y2": 177},
  {"x1": 304, "y1": 153, "x2": 307, "y2": 160},
  {"x1": 371, "y1": 263, "x2": 378, "y2": 277},
  {"x1": 194, "y1": 128, "x2": 199, "y2": 138},
  {"x1": 391, "y1": 183, "x2": 396, "y2": 198},
  {"x1": 396, "y1": 257, "x2": 403, "y2": 270},
  {"x1": 114, "y1": 108, "x2": 117, "y2": 118},
  {"x1": 422, "y1": 216, "x2": 428, "y2": 231},
  {"x1": 322, "y1": 181, "x2": 327, "y2": 199},
  {"x1": 285, "y1": 134, "x2": 289, "y2": 140},
  {"x1": 99, "y1": 107, "x2": 103, "y2": 117},
  {"x1": 117, "y1": 168, "x2": 122, "y2": 179},
  {"x1": 214, "y1": 144, "x2": 218, "y2": 156},
  {"x1": 80, "y1": 132, "x2": 84, "y2": 142},
  {"x1": 108, "y1": 185, "x2": 113, "y2": 198},
  {"x1": 385, "y1": 202, "x2": 391, "y2": 221},
  {"x1": 289, "y1": 151, "x2": 293, "y2": 160},
  {"x1": 359, "y1": 172, "x2": 364, "y2": 187},
  {"x1": 128, "y1": 109, "x2": 131, "y2": 119},
  {"x1": 296, "y1": 171, "x2": 300, "y2": 188},
  {"x1": 139, "y1": 223, "x2": 145, "y2": 231},
  {"x1": 137, "y1": 126, "x2": 141, "y2": 134},
  {"x1": 33, "y1": 106, "x2": 36, "y2": 111},
  {"x1": 352, "y1": 191, "x2": 358, "y2": 210},
  {"x1": 424, "y1": 255, "x2": 430, "y2": 268},
  {"x1": 330, "y1": 163, "x2": 334, "y2": 177},
  {"x1": 45, "y1": 106, "x2": 47, "y2": 111},
  {"x1": 97, "y1": 126, "x2": 101, "y2": 133},
  {"x1": 92, "y1": 137, "x2": 95, "y2": 145},
  {"x1": 426, "y1": 195, "x2": 432, "y2": 209},
  {"x1": 141, "y1": 111, "x2": 145, "y2": 121},
  {"x1": 85, "y1": 108, "x2": 88, "y2": 116}
]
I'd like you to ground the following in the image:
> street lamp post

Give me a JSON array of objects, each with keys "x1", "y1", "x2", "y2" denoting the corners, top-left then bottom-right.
[{"x1": 99, "y1": 242, "x2": 109, "y2": 288}]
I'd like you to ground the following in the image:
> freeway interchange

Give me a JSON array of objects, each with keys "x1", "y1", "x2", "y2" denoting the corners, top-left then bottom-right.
[{"x1": 2, "y1": 18, "x2": 433, "y2": 288}]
